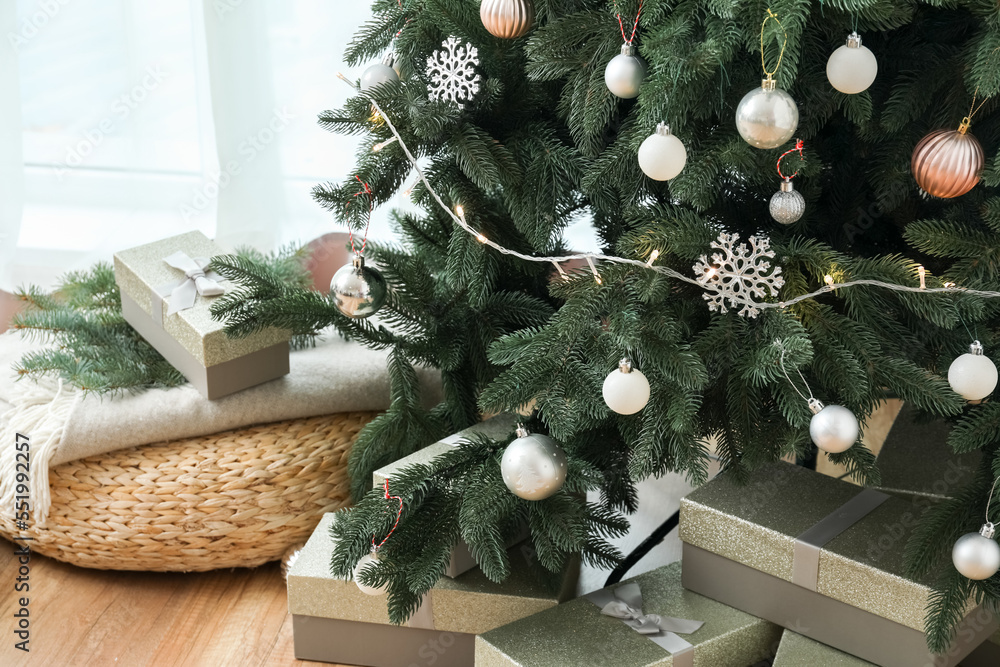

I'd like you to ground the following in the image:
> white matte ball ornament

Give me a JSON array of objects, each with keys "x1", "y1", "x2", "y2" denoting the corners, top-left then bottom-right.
[
  {"x1": 638, "y1": 123, "x2": 687, "y2": 181},
  {"x1": 953, "y1": 523, "x2": 1000, "y2": 580},
  {"x1": 603, "y1": 358, "x2": 651, "y2": 415},
  {"x1": 948, "y1": 341, "x2": 999, "y2": 401},
  {"x1": 361, "y1": 54, "x2": 400, "y2": 92},
  {"x1": 353, "y1": 553, "x2": 386, "y2": 595},
  {"x1": 826, "y1": 32, "x2": 877, "y2": 95},
  {"x1": 808, "y1": 400, "x2": 859, "y2": 454},
  {"x1": 604, "y1": 44, "x2": 646, "y2": 99},
  {"x1": 769, "y1": 178, "x2": 805, "y2": 224},
  {"x1": 735, "y1": 78, "x2": 799, "y2": 149},
  {"x1": 501, "y1": 425, "x2": 567, "y2": 500}
]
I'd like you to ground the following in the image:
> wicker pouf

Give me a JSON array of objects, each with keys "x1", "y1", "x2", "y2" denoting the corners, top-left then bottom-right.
[{"x1": 0, "y1": 411, "x2": 375, "y2": 571}]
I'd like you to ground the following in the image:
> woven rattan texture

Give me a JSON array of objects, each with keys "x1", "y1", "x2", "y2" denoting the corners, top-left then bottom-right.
[{"x1": 0, "y1": 412, "x2": 375, "y2": 571}]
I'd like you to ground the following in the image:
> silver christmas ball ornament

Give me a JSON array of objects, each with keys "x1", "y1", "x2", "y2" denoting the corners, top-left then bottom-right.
[
  {"x1": 948, "y1": 341, "x2": 998, "y2": 401},
  {"x1": 736, "y1": 78, "x2": 799, "y2": 149},
  {"x1": 501, "y1": 425, "x2": 568, "y2": 500},
  {"x1": 604, "y1": 44, "x2": 646, "y2": 99},
  {"x1": 361, "y1": 54, "x2": 400, "y2": 92},
  {"x1": 826, "y1": 32, "x2": 877, "y2": 95},
  {"x1": 953, "y1": 523, "x2": 1000, "y2": 581},
  {"x1": 603, "y1": 358, "x2": 651, "y2": 415},
  {"x1": 331, "y1": 255, "x2": 388, "y2": 319},
  {"x1": 637, "y1": 123, "x2": 687, "y2": 181},
  {"x1": 353, "y1": 552, "x2": 387, "y2": 595},
  {"x1": 808, "y1": 399, "x2": 859, "y2": 454},
  {"x1": 769, "y1": 178, "x2": 805, "y2": 224}
]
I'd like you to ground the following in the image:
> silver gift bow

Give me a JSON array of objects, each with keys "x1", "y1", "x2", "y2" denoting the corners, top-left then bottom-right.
[
  {"x1": 586, "y1": 581, "x2": 703, "y2": 667},
  {"x1": 598, "y1": 582, "x2": 704, "y2": 636},
  {"x1": 161, "y1": 251, "x2": 226, "y2": 316}
]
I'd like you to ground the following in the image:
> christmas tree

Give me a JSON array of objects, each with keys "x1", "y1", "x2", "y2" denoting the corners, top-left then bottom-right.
[{"x1": 210, "y1": 0, "x2": 1000, "y2": 650}]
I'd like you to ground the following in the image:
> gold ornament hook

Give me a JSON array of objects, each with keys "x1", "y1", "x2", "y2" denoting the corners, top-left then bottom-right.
[{"x1": 759, "y1": 9, "x2": 787, "y2": 79}]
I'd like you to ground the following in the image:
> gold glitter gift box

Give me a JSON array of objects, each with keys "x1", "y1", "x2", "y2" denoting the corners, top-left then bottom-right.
[
  {"x1": 475, "y1": 561, "x2": 782, "y2": 667},
  {"x1": 287, "y1": 513, "x2": 577, "y2": 667},
  {"x1": 372, "y1": 413, "x2": 528, "y2": 579},
  {"x1": 773, "y1": 629, "x2": 1000, "y2": 667},
  {"x1": 680, "y1": 461, "x2": 998, "y2": 667},
  {"x1": 114, "y1": 231, "x2": 290, "y2": 399}
]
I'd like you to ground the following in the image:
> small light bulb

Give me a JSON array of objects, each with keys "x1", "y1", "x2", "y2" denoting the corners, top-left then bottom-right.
[
  {"x1": 476, "y1": 232, "x2": 487, "y2": 243},
  {"x1": 455, "y1": 205, "x2": 465, "y2": 218},
  {"x1": 917, "y1": 265, "x2": 927, "y2": 289},
  {"x1": 646, "y1": 249, "x2": 661, "y2": 267},
  {"x1": 944, "y1": 282, "x2": 957, "y2": 288},
  {"x1": 585, "y1": 256, "x2": 602, "y2": 285},
  {"x1": 824, "y1": 274, "x2": 835, "y2": 287}
]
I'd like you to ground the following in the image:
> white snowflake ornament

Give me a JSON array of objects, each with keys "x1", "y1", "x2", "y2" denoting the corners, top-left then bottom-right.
[
  {"x1": 426, "y1": 36, "x2": 481, "y2": 108},
  {"x1": 692, "y1": 232, "x2": 785, "y2": 318}
]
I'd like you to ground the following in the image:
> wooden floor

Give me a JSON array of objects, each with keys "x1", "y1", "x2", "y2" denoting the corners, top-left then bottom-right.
[{"x1": 0, "y1": 545, "x2": 346, "y2": 667}]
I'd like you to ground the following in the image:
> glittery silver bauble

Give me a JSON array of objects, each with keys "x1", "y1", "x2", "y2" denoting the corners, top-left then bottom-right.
[
  {"x1": 361, "y1": 54, "x2": 400, "y2": 92},
  {"x1": 769, "y1": 179, "x2": 805, "y2": 224},
  {"x1": 637, "y1": 123, "x2": 687, "y2": 181},
  {"x1": 953, "y1": 524, "x2": 1000, "y2": 580},
  {"x1": 501, "y1": 426, "x2": 567, "y2": 500},
  {"x1": 826, "y1": 32, "x2": 877, "y2": 94},
  {"x1": 353, "y1": 552, "x2": 387, "y2": 595},
  {"x1": 480, "y1": 0, "x2": 533, "y2": 39},
  {"x1": 602, "y1": 358, "x2": 651, "y2": 415},
  {"x1": 330, "y1": 256, "x2": 387, "y2": 319},
  {"x1": 735, "y1": 78, "x2": 799, "y2": 149},
  {"x1": 808, "y1": 400, "x2": 858, "y2": 454},
  {"x1": 604, "y1": 44, "x2": 646, "y2": 99},
  {"x1": 948, "y1": 340, "x2": 999, "y2": 401}
]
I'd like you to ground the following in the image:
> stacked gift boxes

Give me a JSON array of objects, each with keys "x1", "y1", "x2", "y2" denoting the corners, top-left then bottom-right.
[
  {"x1": 679, "y1": 460, "x2": 997, "y2": 666},
  {"x1": 288, "y1": 414, "x2": 574, "y2": 666},
  {"x1": 287, "y1": 513, "x2": 577, "y2": 666},
  {"x1": 114, "y1": 231, "x2": 291, "y2": 399}
]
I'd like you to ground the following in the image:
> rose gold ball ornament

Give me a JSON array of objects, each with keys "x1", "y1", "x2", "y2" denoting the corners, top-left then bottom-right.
[
  {"x1": 480, "y1": 0, "x2": 534, "y2": 39},
  {"x1": 911, "y1": 118, "x2": 984, "y2": 199}
]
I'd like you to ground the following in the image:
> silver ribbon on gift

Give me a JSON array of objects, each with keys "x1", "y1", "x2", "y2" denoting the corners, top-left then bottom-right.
[
  {"x1": 586, "y1": 582, "x2": 703, "y2": 667},
  {"x1": 792, "y1": 487, "x2": 890, "y2": 591},
  {"x1": 151, "y1": 251, "x2": 226, "y2": 322}
]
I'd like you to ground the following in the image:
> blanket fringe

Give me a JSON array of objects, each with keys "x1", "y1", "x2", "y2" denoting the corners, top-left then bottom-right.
[{"x1": 0, "y1": 377, "x2": 80, "y2": 526}]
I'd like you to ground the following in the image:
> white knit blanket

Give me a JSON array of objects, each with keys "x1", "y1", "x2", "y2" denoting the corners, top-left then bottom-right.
[{"x1": 0, "y1": 331, "x2": 441, "y2": 524}]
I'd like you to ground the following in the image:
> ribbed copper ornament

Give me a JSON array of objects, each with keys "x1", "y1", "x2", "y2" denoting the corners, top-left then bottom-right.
[
  {"x1": 911, "y1": 121, "x2": 984, "y2": 198},
  {"x1": 480, "y1": 0, "x2": 534, "y2": 39}
]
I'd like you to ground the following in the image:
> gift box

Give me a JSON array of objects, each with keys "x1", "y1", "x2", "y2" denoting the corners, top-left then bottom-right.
[
  {"x1": 875, "y1": 404, "x2": 980, "y2": 503},
  {"x1": 288, "y1": 513, "x2": 577, "y2": 667},
  {"x1": 114, "y1": 231, "x2": 290, "y2": 399},
  {"x1": 679, "y1": 461, "x2": 998, "y2": 667},
  {"x1": 773, "y1": 629, "x2": 1000, "y2": 667},
  {"x1": 773, "y1": 630, "x2": 874, "y2": 666},
  {"x1": 475, "y1": 561, "x2": 781, "y2": 667},
  {"x1": 372, "y1": 413, "x2": 525, "y2": 579}
]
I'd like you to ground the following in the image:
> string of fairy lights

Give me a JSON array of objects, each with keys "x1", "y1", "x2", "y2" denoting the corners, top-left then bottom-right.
[{"x1": 335, "y1": 74, "x2": 1000, "y2": 314}]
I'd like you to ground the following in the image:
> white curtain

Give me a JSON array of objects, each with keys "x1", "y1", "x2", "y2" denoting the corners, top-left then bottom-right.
[
  {"x1": 202, "y1": 1, "x2": 287, "y2": 250},
  {"x1": 0, "y1": 0, "x2": 391, "y2": 293},
  {"x1": 0, "y1": 0, "x2": 25, "y2": 290}
]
